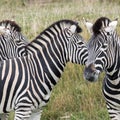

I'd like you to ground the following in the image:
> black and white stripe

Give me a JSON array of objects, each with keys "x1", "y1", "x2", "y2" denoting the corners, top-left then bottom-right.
[
  {"x1": 0, "y1": 20, "x2": 28, "y2": 61},
  {"x1": 0, "y1": 20, "x2": 29, "y2": 120},
  {"x1": 84, "y1": 17, "x2": 120, "y2": 120},
  {"x1": 0, "y1": 19, "x2": 88, "y2": 120}
]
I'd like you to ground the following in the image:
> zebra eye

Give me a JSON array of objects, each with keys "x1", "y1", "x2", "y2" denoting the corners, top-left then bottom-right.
[
  {"x1": 15, "y1": 39, "x2": 21, "y2": 43},
  {"x1": 77, "y1": 41, "x2": 83, "y2": 45},
  {"x1": 106, "y1": 32, "x2": 111, "y2": 36},
  {"x1": 101, "y1": 43, "x2": 108, "y2": 50},
  {"x1": 106, "y1": 32, "x2": 109, "y2": 35}
]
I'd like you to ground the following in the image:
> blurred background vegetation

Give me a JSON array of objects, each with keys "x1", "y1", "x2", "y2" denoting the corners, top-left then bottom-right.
[{"x1": 0, "y1": 0, "x2": 120, "y2": 120}]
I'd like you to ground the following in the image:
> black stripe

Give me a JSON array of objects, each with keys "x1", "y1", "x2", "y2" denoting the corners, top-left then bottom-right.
[
  {"x1": 3, "y1": 59, "x2": 16, "y2": 112},
  {"x1": 38, "y1": 51, "x2": 57, "y2": 85},
  {"x1": 0, "y1": 60, "x2": 9, "y2": 103}
]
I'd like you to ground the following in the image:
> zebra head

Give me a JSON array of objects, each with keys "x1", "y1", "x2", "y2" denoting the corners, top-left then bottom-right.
[
  {"x1": 84, "y1": 17, "x2": 118, "y2": 82},
  {"x1": 0, "y1": 20, "x2": 28, "y2": 60},
  {"x1": 63, "y1": 21, "x2": 88, "y2": 65}
]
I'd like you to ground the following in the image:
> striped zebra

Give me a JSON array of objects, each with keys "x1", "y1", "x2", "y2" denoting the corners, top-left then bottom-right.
[
  {"x1": 0, "y1": 20, "x2": 29, "y2": 120},
  {"x1": 0, "y1": 19, "x2": 88, "y2": 120},
  {"x1": 0, "y1": 20, "x2": 28, "y2": 61},
  {"x1": 84, "y1": 17, "x2": 120, "y2": 120}
]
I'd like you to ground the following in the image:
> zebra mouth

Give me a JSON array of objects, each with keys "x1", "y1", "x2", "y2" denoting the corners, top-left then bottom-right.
[
  {"x1": 84, "y1": 68, "x2": 99, "y2": 82},
  {"x1": 84, "y1": 71, "x2": 97, "y2": 82}
]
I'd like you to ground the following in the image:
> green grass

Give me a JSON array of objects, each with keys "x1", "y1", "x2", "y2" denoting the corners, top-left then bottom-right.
[{"x1": 0, "y1": 0, "x2": 120, "y2": 119}]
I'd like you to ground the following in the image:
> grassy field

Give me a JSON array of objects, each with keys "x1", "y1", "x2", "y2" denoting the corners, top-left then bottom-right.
[{"x1": 0, "y1": 0, "x2": 120, "y2": 120}]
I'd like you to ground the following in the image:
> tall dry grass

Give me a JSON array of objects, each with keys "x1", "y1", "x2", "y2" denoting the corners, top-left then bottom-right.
[{"x1": 0, "y1": 0, "x2": 119, "y2": 120}]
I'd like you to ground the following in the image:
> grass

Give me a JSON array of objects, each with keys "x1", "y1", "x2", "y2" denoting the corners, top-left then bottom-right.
[{"x1": 0, "y1": 0, "x2": 120, "y2": 119}]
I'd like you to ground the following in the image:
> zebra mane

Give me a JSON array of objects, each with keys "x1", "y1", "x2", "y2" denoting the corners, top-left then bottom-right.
[
  {"x1": 40, "y1": 19, "x2": 82, "y2": 35},
  {"x1": 92, "y1": 17, "x2": 111, "y2": 35},
  {"x1": 0, "y1": 20, "x2": 21, "y2": 32}
]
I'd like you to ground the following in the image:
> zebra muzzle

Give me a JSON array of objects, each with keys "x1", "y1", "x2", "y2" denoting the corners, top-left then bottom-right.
[{"x1": 84, "y1": 63, "x2": 99, "y2": 82}]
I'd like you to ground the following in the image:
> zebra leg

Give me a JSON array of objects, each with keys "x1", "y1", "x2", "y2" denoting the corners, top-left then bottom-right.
[
  {"x1": 28, "y1": 110, "x2": 42, "y2": 120},
  {"x1": 14, "y1": 110, "x2": 32, "y2": 120},
  {"x1": 107, "y1": 104, "x2": 120, "y2": 120},
  {"x1": 14, "y1": 108, "x2": 32, "y2": 120},
  {"x1": 0, "y1": 113, "x2": 9, "y2": 120},
  {"x1": 109, "y1": 110, "x2": 120, "y2": 120},
  {"x1": 14, "y1": 103, "x2": 32, "y2": 120}
]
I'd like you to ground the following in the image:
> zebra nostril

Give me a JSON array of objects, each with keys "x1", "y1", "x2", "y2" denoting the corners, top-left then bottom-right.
[
  {"x1": 85, "y1": 63, "x2": 96, "y2": 73},
  {"x1": 84, "y1": 63, "x2": 98, "y2": 82}
]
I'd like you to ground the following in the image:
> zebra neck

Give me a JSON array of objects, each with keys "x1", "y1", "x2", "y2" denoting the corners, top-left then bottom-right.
[
  {"x1": 28, "y1": 44, "x2": 66, "y2": 88},
  {"x1": 106, "y1": 53, "x2": 120, "y2": 81},
  {"x1": 104, "y1": 72, "x2": 120, "y2": 90},
  {"x1": 27, "y1": 36, "x2": 68, "y2": 65}
]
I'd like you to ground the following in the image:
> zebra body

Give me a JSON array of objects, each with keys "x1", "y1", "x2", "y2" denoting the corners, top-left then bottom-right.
[
  {"x1": 0, "y1": 20, "x2": 88, "y2": 120},
  {"x1": 84, "y1": 17, "x2": 120, "y2": 120},
  {"x1": 0, "y1": 20, "x2": 28, "y2": 61}
]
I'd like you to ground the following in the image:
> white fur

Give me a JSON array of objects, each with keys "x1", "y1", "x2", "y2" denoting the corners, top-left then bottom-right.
[
  {"x1": 0, "y1": 26, "x2": 6, "y2": 34},
  {"x1": 0, "y1": 26, "x2": 10, "y2": 35},
  {"x1": 85, "y1": 22, "x2": 93, "y2": 34},
  {"x1": 83, "y1": 18, "x2": 93, "y2": 34}
]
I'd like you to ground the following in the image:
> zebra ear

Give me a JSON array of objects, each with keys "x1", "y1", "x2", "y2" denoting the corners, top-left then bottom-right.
[
  {"x1": 109, "y1": 19, "x2": 118, "y2": 31},
  {"x1": 69, "y1": 25, "x2": 77, "y2": 33},
  {"x1": 105, "y1": 19, "x2": 118, "y2": 32},
  {"x1": 0, "y1": 26, "x2": 6, "y2": 35},
  {"x1": 84, "y1": 20, "x2": 93, "y2": 34},
  {"x1": 0, "y1": 26, "x2": 10, "y2": 35}
]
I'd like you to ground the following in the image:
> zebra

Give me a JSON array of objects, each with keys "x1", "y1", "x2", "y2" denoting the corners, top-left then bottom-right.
[
  {"x1": 84, "y1": 17, "x2": 120, "y2": 120},
  {"x1": 0, "y1": 20, "x2": 28, "y2": 61},
  {"x1": 0, "y1": 19, "x2": 88, "y2": 120},
  {"x1": 0, "y1": 20, "x2": 29, "y2": 120}
]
